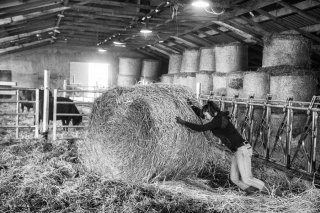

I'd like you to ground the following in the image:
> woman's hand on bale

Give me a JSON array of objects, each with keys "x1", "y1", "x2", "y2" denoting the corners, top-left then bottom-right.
[{"x1": 176, "y1": 116, "x2": 186, "y2": 125}]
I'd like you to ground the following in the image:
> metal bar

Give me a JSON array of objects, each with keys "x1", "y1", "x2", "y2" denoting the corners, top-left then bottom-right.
[
  {"x1": 57, "y1": 89, "x2": 106, "y2": 93},
  {"x1": 0, "y1": 126, "x2": 37, "y2": 128},
  {"x1": 310, "y1": 111, "x2": 318, "y2": 173},
  {"x1": 15, "y1": 90, "x2": 19, "y2": 139},
  {"x1": 56, "y1": 113, "x2": 85, "y2": 116},
  {"x1": 42, "y1": 70, "x2": 50, "y2": 136},
  {"x1": 35, "y1": 89, "x2": 39, "y2": 138},
  {"x1": 285, "y1": 100, "x2": 293, "y2": 168},
  {"x1": 265, "y1": 102, "x2": 271, "y2": 159},
  {"x1": 53, "y1": 89, "x2": 57, "y2": 141}
]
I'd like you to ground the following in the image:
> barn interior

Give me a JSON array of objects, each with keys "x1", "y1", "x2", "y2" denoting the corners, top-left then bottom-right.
[{"x1": 1, "y1": 0, "x2": 320, "y2": 212}]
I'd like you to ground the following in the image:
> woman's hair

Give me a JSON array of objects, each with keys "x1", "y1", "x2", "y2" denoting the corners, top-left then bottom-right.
[{"x1": 202, "y1": 101, "x2": 220, "y2": 116}]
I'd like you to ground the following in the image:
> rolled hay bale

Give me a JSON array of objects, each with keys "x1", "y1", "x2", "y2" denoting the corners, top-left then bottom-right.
[
  {"x1": 80, "y1": 84, "x2": 213, "y2": 183},
  {"x1": 212, "y1": 72, "x2": 227, "y2": 96},
  {"x1": 196, "y1": 71, "x2": 214, "y2": 95},
  {"x1": 0, "y1": 70, "x2": 13, "y2": 99},
  {"x1": 141, "y1": 59, "x2": 161, "y2": 79},
  {"x1": 180, "y1": 49, "x2": 200, "y2": 73},
  {"x1": 258, "y1": 66, "x2": 318, "y2": 101},
  {"x1": 168, "y1": 54, "x2": 182, "y2": 74},
  {"x1": 160, "y1": 74, "x2": 174, "y2": 84},
  {"x1": 139, "y1": 77, "x2": 157, "y2": 84},
  {"x1": 178, "y1": 72, "x2": 197, "y2": 92},
  {"x1": 262, "y1": 34, "x2": 311, "y2": 68},
  {"x1": 243, "y1": 72, "x2": 270, "y2": 99},
  {"x1": 119, "y1": 57, "x2": 142, "y2": 76},
  {"x1": 215, "y1": 43, "x2": 248, "y2": 73},
  {"x1": 199, "y1": 47, "x2": 215, "y2": 72},
  {"x1": 226, "y1": 71, "x2": 244, "y2": 97},
  {"x1": 117, "y1": 75, "x2": 138, "y2": 87}
]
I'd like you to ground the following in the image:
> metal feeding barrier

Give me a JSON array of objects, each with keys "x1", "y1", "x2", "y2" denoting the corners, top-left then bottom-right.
[
  {"x1": 52, "y1": 88, "x2": 105, "y2": 141},
  {"x1": 198, "y1": 90, "x2": 320, "y2": 180},
  {"x1": 0, "y1": 88, "x2": 40, "y2": 139}
]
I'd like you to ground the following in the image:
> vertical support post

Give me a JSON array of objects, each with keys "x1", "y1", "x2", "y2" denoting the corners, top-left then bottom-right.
[
  {"x1": 42, "y1": 69, "x2": 50, "y2": 138},
  {"x1": 15, "y1": 89, "x2": 19, "y2": 139},
  {"x1": 309, "y1": 111, "x2": 318, "y2": 173},
  {"x1": 62, "y1": 80, "x2": 67, "y2": 98},
  {"x1": 285, "y1": 99, "x2": 293, "y2": 168},
  {"x1": 196, "y1": 83, "x2": 201, "y2": 101},
  {"x1": 265, "y1": 102, "x2": 271, "y2": 159},
  {"x1": 35, "y1": 89, "x2": 39, "y2": 138},
  {"x1": 53, "y1": 89, "x2": 57, "y2": 141},
  {"x1": 220, "y1": 95, "x2": 225, "y2": 111},
  {"x1": 248, "y1": 95, "x2": 254, "y2": 143}
]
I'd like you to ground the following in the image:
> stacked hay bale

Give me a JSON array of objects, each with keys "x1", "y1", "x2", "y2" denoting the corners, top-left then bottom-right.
[
  {"x1": 80, "y1": 84, "x2": 213, "y2": 183},
  {"x1": 175, "y1": 49, "x2": 200, "y2": 93},
  {"x1": 214, "y1": 43, "x2": 248, "y2": 96},
  {"x1": 196, "y1": 47, "x2": 215, "y2": 95},
  {"x1": 117, "y1": 57, "x2": 142, "y2": 86},
  {"x1": 243, "y1": 72, "x2": 270, "y2": 99},
  {"x1": 226, "y1": 71, "x2": 244, "y2": 97},
  {"x1": 161, "y1": 54, "x2": 182, "y2": 84},
  {"x1": 260, "y1": 34, "x2": 316, "y2": 152},
  {"x1": 140, "y1": 59, "x2": 161, "y2": 83}
]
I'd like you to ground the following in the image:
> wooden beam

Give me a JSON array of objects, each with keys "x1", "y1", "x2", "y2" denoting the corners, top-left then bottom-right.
[
  {"x1": 136, "y1": 48, "x2": 163, "y2": 59},
  {"x1": 155, "y1": 44, "x2": 180, "y2": 54},
  {"x1": 206, "y1": 25, "x2": 245, "y2": 44},
  {"x1": 143, "y1": 47, "x2": 169, "y2": 59},
  {"x1": 195, "y1": 30, "x2": 218, "y2": 44},
  {"x1": 170, "y1": 36, "x2": 200, "y2": 48},
  {"x1": 74, "y1": 0, "x2": 153, "y2": 10},
  {"x1": 0, "y1": 0, "x2": 61, "y2": 14},
  {"x1": 237, "y1": 16, "x2": 271, "y2": 36},
  {"x1": 185, "y1": 34, "x2": 213, "y2": 46},
  {"x1": 0, "y1": 27, "x2": 56, "y2": 43},
  {"x1": 256, "y1": 8, "x2": 320, "y2": 43},
  {"x1": 148, "y1": 45, "x2": 170, "y2": 56},
  {"x1": 0, "y1": 7, "x2": 68, "y2": 26},
  {"x1": 0, "y1": 38, "x2": 52, "y2": 54},
  {"x1": 278, "y1": 1, "x2": 320, "y2": 24}
]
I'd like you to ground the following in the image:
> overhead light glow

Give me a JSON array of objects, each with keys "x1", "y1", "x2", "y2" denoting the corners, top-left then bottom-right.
[
  {"x1": 191, "y1": 0, "x2": 210, "y2": 8},
  {"x1": 140, "y1": 28, "x2": 152, "y2": 34},
  {"x1": 98, "y1": 48, "x2": 107, "y2": 52},
  {"x1": 113, "y1": 41, "x2": 125, "y2": 45}
]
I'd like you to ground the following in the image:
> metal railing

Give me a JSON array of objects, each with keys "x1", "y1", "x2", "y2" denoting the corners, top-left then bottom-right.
[
  {"x1": 199, "y1": 93, "x2": 320, "y2": 177},
  {"x1": 52, "y1": 89, "x2": 105, "y2": 140},
  {"x1": 0, "y1": 88, "x2": 39, "y2": 139}
]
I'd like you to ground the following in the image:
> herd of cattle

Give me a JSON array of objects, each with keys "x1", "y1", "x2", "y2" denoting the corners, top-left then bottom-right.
[{"x1": 19, "y1": 90, "x2": 83, "y2": 130}]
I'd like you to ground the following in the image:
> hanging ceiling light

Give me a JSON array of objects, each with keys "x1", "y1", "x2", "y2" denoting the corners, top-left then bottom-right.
[
  {"x1": 191, "y1": 0, "x2": 210, "y2": 8},
  {"x1": 113, "y1": 41, "x2": 125, "y2": 45},
  {"x1": 140, "y1": 20, "x2": 152, "y2": 34},
  {"x1": 98, "y1": 47, "x2": 107, "y2": 52}
]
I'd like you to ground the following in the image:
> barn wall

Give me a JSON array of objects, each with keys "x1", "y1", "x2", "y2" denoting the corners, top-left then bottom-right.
[{"x1": 0, "y1": 44, "x2": 147, "y2": 89}]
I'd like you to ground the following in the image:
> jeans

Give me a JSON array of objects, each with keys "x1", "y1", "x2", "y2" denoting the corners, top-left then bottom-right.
[{"x1": 230, "y1": 143, "x2": 265, "y2": 190}]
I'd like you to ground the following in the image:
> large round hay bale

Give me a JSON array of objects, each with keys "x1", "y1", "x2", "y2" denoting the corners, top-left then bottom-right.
[
  {"x1": 0, "y1": 70, "x2": 13, "y2": 99},
  {"x1": 180, "y1": 49, "x2": 200, "y2": 73},
  {"x1": 258, "y1": 66, "x2": 318, "y2": 101},
  {"x1": 178, "y1": 72, "x2": 196, "y2": 92},
  {"x1": 80, "y1": 85, "x2": 213, "y2": 182},
  {"x1": 215, "y1": 43, "x2": 248, "y2": 73},
  {"x1": 262, "y1": 34, "x2": 311, "y2": 68},
  {"x1": 168, "y1": 54, "x2": 182, "y2": 74},
  {"x1": 139, "y1": 77, "x2": 157, "y2": 84},
  {"x1": 199, "y1": 47, "x2": 215, "y2": 72},
  {"x1": 226, "y1": 71, "x2": 244, "y2": 97},
  {"x1": 212, "y1": 72, "x2": 227, "y2": 96},
  {"x1": 117, "y1": 75, "x2": 138, "y2": 87},
  {"x1": 196, "y1": 71, "x2": 214, "y2": 95},
  {"x1": 243, "y1": 71, "x2": 270, "y2": 99},
  {"x1": 119, "y1": 57, "x2": 142, "y2": 76},
  {"x1": 160, "y1": 74, "x2": 174, "y2": 84},
  {"x1": 141, "y1": 59, "x2": 161, "y2": 79}
]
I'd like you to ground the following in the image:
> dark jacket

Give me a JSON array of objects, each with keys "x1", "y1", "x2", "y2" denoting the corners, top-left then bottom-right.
[{"x1": 183, "y1": 110, "x2": 245, "y2": 152}]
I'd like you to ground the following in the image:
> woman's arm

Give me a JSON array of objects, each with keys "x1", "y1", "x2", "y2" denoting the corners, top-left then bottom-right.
[{"x1": 176, "y1": 116, "x2": 221, "y2": 132}]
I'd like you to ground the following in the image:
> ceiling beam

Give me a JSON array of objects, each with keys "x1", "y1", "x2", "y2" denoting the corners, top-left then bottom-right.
[
  {"x1": 0, "y1": 38, "x2": 52, "y2": 54},
  {"x1": 206, "y1": 25, "x2": 245, "y2": 44},
  {"x1": 148, "y1": 45, "x2": 171, "y2": 56},
  {"x1": 155, "y1": 44, "x2": 180, "y2": 54},
  {"x1": 0, "y1": 0, "x2": 61, "y2": 14},
  {"x1": 135, "y1": 49, "x2": 163, "y2": 59},
  {"x1": 170, "y1": 36, "x2": 200, "y2": 48},
  {"x1": 185, "y1": 33, "x2": 213, "y2": 46},
  {"x1": 74, "y1": 0, "x2": 153, "y2": 10},
  {"x1": 256, "y1": 8, "x2": 320, "y2": 43},
  {"x1": 0, "y1": 27, "x2": 56, "y2": 43}
]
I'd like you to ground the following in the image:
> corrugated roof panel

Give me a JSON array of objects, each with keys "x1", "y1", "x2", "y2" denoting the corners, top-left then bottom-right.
[
  {"x1": 280, "y1": 14, "x2": 316, "y2": 28},
  {"x1": 260, "y1": 21, "x2": 285, "y2": 32}
]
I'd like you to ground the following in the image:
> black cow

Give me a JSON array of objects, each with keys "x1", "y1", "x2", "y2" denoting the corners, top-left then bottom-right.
[
  {"x1": 39, "y1": 96, "x2": 82, "y2": 131},
  {"x1": 19, "y1": 89, "x2": 53, "y2": 112}
]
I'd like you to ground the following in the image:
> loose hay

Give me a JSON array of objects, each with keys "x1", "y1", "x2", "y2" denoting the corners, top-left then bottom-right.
[{"x1": 80, "y1": 84, "x2": 213, "y2": 183}]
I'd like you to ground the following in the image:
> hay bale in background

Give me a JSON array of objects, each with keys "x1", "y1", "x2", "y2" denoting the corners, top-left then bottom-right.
[
  {"x1": 243, "y1": 71, "x2": 270, "y2": 99},
  {"x1": 160, "y1": 74, "x2": 174, "y2": 84},
  {"x1": 180, "y1": 49, "x2": 200, "y2": 73},
  {"x1": 212, "y1": 72, "x2": 227, "y2": 96},
  {"x1": 196, "y1": 71, "x2": 214, "y2": 95},
  {"x1": 262, "y1": 34, "x2": 311, "y2": 68},
  {"x1": 199, "y1": 47, "x2": 215, "y2": 72},
  {"x1": 119, "y1": 57, "x2": 142, "y2": 76},
  {"x1": 141, "y1": 59, "x2": 161, "y2": 79},
  {"x1": 257, "y1": 66, "x2": 318, "y2": 102},
  {"x1": 168, "y1": 54, "x2": 182, "y2": 74},
  {"x1": 117, "y1": 75, "x2": 138, "y2": 87},
  {"x1": 178, "y1": 72, "x2": 197, "y2": 93},
  {"x1": 215, "y1": 43, "x2": 248, "y2": 73},
  {"x1": 226, "y1": 71, "x2": 244, "y2": 97},
  {"x1": 80, "y1": 85, "x2": 213, "y2": 183}
]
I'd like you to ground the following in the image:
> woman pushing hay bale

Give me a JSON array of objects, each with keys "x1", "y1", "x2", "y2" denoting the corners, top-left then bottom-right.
[{"x1": 79, "y1": 84, "x2": 213, "y2": 183}]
